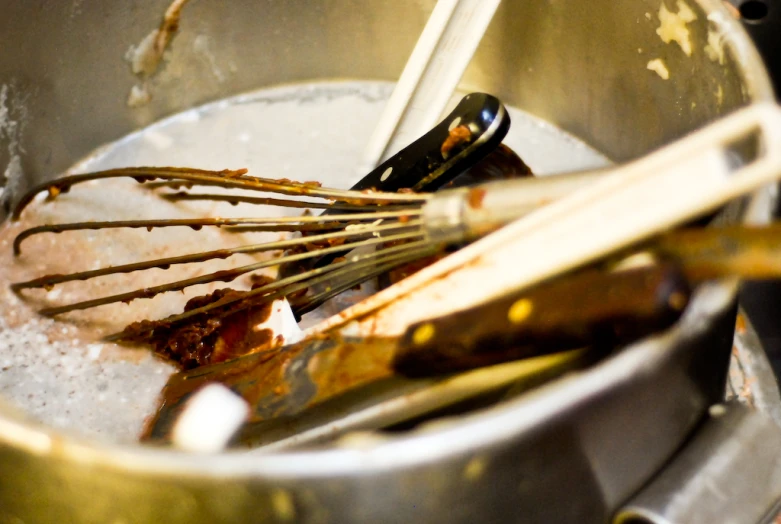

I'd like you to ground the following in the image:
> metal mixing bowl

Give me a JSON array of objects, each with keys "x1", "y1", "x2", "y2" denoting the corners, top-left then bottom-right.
[{"x1": 0, "y1": 0, "x2": 774, "y2": 522}]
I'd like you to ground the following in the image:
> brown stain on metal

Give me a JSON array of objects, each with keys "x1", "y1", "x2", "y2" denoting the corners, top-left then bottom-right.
[
  {"x1": 722, "y1": 0, "x2": 741, "y2": 18},
  {"x1": 212, "y1": 324, "x2": 274, "y2": 364},
  {"x1": 740, "y1": 375, "x2": 757, "y2": 408},
  {"x1": 467, "y1": 188, "x2": 487, "y2": 210},
  {"x1": 142, "y1": 340, "x2": 309, "y2": 438},
  {"x1": 273, "y1": 383, "x2": 289, "y2": 396},
  {"x1": 141, "y1": 334, "x2": 400, "y2": 441},
  {"x1": 3, "y1": 171, "x2": 301, "y2": 443},
  {"x1": 238, "y1": 349, "x2": 305, "y2": 421},
  {"x1": 306, "y1": 338, "x2": 396, "y2": 404},
  {"x1": 735, "y1": 312, "x2": 747, "y2": 335}
]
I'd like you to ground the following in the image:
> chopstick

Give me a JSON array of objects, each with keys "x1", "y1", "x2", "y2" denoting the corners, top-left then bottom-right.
[{"x1": 355, "y1": 0, "x2": 502, "y2": 179}]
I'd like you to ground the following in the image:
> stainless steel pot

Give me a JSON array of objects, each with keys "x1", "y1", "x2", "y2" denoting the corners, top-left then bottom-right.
[{"x1": 0, "y1": 0, "x2": 774, "y2": 522}]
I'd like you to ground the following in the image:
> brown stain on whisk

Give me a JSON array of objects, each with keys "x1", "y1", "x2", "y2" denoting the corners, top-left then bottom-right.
[
  {"x1": 8, "y1": 93, "x2": 519, "y2": 369},
  {"x1": 7, "y1": 166, "x2": 432, "y2": 362}
]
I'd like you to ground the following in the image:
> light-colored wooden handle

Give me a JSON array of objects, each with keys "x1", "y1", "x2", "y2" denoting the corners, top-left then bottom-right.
[
  {"x1": 354, "y1": 0, "x2": 502, "y2": 181},
  {"x1": 310, "y1": 102, "x2": 781, "y2": 337}
]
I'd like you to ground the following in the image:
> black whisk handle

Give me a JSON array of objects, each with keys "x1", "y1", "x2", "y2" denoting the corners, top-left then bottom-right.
[
  {"x1": 300, "y1": 93, "x2": 510, "y2": 277},
  {"x1": 348, "y1": 92, "x2": 510, "y2": 194}
]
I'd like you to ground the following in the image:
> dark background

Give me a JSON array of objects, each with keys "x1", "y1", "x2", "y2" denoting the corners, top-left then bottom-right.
[{"x1": 727, "y1": 0, "x2": 781, "y2": 378}]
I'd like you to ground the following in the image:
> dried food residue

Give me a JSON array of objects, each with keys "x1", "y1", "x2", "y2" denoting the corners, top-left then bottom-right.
[
  {"x1": 122, "y1": 276, "x2": 280, "y2": 370},
  {"x1": 647, "y1": 58, "x2": 670, "y2": 80},
  {"x1": 141, "y1": 333, "x2": 399, "y2": 443},
  {"x1": 441, "y1": 125, "x2": 473, "y2": 158},
  {"x1": 656, "y1": 0, "x2": 697, "y2": 57},
  {"x1": 704, "y1": 18, "x2": 727, "y2": 65},
  {"x1": 125, "y1": 0, "x2": 192, "y2": 107},
  {"x1": 467, "y1": 188, "x2": 487, "y2": 209}
]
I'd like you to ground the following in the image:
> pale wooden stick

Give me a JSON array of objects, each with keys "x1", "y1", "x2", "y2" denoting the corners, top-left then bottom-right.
[
  {"x1": 309, "y1": 103, "x2": 781, "y2": 337},
  {"x1": 355, "y1": 0, "x2": 502, "y2": 180}
]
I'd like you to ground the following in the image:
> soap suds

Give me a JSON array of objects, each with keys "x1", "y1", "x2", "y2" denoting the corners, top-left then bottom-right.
[{"x1": 656, "y1": 0, "x2": 697, "y2": 57}]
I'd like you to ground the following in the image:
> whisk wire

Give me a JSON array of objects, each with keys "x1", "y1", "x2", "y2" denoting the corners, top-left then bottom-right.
[
  {"x1": 106, "y1": 238, "x2": 437, "y2": 341},
  {"x1": 12, "y1": 209, "x2": 423, "y2": 255},
  {"x1": 160, "y1": 191, "x2": 420, "y2": 212},
  {"x1": 291, "y1": 244, "x2": 439, "y2": 316},
  {"x1": 35, "y1": 230, "x2": 427, "y2": 316},
  {"x1": 12, "y1": 167, "x2": 429, "y2": 221},
  {"x1": 12, "y1": 219, "x2": 424, "y2": 291}
]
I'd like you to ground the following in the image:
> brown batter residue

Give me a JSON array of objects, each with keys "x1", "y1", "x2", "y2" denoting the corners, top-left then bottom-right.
[
  {"x1": 467, "y1": 188, "x2": 487, "y2": 209},
  {"x1": 441, "y1": 125, "x2": 473, "y2": 158},
  {"x1": 123, "y1": 277, "x2": 279, "y2": 370}
]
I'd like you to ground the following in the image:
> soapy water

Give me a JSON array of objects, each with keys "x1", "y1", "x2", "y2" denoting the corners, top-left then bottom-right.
[{"x1": 0, "y1": 80, "x2": 609, "y2": 443}]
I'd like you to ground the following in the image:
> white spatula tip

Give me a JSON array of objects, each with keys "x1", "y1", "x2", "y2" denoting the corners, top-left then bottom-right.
[{"x1": 171, "y1": 383, "x2": 250, "y2": 453}]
